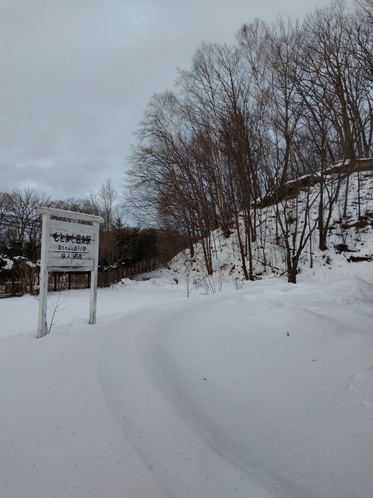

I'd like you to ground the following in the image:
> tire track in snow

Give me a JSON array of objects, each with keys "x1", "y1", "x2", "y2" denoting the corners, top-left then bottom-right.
[{"x1": 97, "y1": 300, "x2": 282, "y2": 498}]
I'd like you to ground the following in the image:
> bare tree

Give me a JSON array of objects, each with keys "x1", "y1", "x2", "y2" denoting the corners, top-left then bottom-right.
[
  {"x1": 0, "y1": 188, "x2": 50, "y2": 261},
  {"x1": 95, "y1": 178, "x2": 120, "y2": 229},
  {"x1": 127, "y1": 90, "x2": 218, "y2": 274},
  {"x1": 126, "y1": 1, "x2": 372, "y2": 282},
  {"x1": 0, "y1": 188, "x2": 51, "y2": 294},
  {"x1": 356, "y1": 0, "x2": 373, "y2": 24}
]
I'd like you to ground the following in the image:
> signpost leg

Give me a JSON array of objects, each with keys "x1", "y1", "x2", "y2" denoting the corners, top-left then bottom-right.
[
  {"x1": 38, "y1": 268, "x2": 48, "y2": 338},
  {"x1": 37, "y1": 214, "x2": 49, "y2": 338},
  {"x1": 89, "y1": 269, "x2": 97, "y2": 324},
  {"x1": 89, "y1": 222, "x2": 100, "y2": 325}
]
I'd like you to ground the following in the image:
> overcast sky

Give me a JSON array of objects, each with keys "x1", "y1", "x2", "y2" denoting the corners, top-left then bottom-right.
[{"x1": 1, "y1": 0, "x2": 336, "y2": 205}]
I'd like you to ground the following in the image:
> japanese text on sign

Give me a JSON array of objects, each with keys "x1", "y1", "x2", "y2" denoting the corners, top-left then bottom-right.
[{"x1": 52, "y1": 232, "x2": 92, "y2": 245}]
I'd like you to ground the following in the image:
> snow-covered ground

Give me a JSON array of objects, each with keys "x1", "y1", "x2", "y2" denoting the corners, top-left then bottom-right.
[
  {"x1": 1, "y1": 169, "x2": 373, "y2": 497},
  {"x1": 1, "y1": 259, "x2": 372, "y2": 498}
]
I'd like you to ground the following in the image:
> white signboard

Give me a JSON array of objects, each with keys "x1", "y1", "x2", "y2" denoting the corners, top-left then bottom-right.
[
  {"x1": 48, "y1": 219, "x2": 96, "y2": 272},
  {"x1": 36, "y1": 207, "x2": 103, "y2": 338}
]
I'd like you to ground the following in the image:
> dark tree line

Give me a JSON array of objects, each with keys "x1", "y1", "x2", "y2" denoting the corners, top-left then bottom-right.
[
  {"x1": 0, "y1": 181, "x2": 160, "y2": 292},
  {"x1": 127, "y1": 0, "x2": 373, "y2": 282}
]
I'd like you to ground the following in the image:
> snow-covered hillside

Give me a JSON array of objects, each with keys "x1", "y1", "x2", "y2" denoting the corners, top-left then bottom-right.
[
  {"x1": 149, "y1": 169, "x2": 373, "y2": 292},
  {"x1": 0, "y1": 169, "x2": 372, "y2": 498}
]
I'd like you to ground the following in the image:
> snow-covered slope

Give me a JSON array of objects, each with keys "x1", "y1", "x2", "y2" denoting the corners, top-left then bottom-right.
[{"x1": 147, "y1": 169, "x2": 373, "y2": 291}]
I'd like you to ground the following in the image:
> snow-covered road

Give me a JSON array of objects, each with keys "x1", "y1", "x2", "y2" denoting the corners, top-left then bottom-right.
[{"x1": 1, "y1": 277, "x2": 373, "y2": 497}]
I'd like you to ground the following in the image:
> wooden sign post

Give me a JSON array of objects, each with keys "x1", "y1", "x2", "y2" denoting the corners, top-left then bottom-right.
[{"x1": 36, "y1": 207, "x2": 104, "y2": 338}]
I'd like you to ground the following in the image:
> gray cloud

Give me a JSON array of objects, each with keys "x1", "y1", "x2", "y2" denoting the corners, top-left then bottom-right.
[{"x1": 1, "y1": 0, "x2": 336, "y2": 202}]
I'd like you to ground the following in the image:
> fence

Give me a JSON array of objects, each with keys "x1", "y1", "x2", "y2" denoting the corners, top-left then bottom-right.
[
  {"x1": 0, "y1": 257, "x2": 160, "y2": 297},
  {"x1": 98, "y1": 257, "x2": 160, "y2": 287}
]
